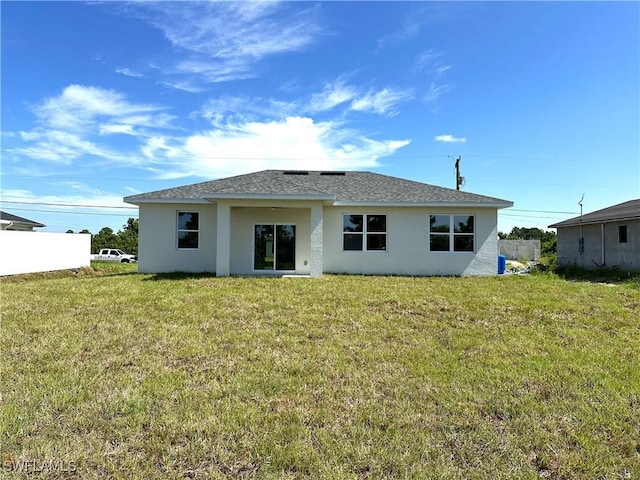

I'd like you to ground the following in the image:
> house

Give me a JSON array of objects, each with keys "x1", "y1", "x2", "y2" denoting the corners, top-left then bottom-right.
[
  {"x1": 0, "y1": 211, "x2": 45, "y2": 231},
  {"x1": 549, "y1": 199, "x2": 640, "y2": 271},
  {"x1": 124, "y1": 170, "x2": 513, "y2": 277}
]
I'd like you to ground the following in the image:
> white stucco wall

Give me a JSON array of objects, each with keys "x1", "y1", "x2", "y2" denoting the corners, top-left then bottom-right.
[
  {"x1": 229, "y1": 205, "x2": 312, "y2": 275},
  {"x1": 137, "y1": 202, "x2": 501, "y2": 276},
  {"x1": 0, "y1": 231, "x2": 90, "y2": 276},
  {"x1": 556, "y1": 219, "x2": 640, "y2": 271},
  {"x1": 137, "y1": 203, "x2": 218, "y2": 273},
  {"x1": 322, "y1": 206, "x2": 499, "y2": 276}
]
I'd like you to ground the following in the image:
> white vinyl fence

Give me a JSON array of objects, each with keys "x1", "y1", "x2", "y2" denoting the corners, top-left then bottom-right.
[{"x1": 0, "y1": 231, "x2": 91, "y2": 276}]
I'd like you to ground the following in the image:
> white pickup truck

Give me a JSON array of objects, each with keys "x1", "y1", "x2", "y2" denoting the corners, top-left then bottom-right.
[{"x1": 91, "y1": 248, "x2": 137, "y2": 263}]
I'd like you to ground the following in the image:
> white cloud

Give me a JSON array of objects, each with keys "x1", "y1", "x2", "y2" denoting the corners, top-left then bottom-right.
[
  {"x1": 99, "y1": 124, "x2": 136, "y2": 136},
  {"x1": 434, "y1": 134, "x2": 467, "y2": 143},
  {"x1": 9, "y1": 85, "x2": 410, "y2": 181},
  {"x1": 143, "y1": 116, "x2": 410, "y2": 179}
]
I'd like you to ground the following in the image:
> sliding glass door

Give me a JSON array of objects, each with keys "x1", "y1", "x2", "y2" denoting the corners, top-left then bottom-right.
[{"x1": 254, "y1": 224, "x2": 296, "y2": 271}]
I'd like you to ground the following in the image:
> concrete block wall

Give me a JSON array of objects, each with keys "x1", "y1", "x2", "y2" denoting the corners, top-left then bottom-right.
[{"x1": 499, "y1": 239, "x2": 541, "y2": 261}]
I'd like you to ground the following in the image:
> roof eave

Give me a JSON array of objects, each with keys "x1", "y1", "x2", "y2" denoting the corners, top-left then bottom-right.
[
  {"x1": 333, "y1": 201, "x2": 513, "y2": 209},
  {"x1": 203, "y1": 193, "x2": 335, "y2": 202},
  {"x1": 124, "y1": 193, "x2": 335, "y2": 206},
  {"x1": 549, "y1": 215, "x2": 640, "y2": 229},
  {"x1": 124, "y1": 197, "x2": 210, "y2": 206}
]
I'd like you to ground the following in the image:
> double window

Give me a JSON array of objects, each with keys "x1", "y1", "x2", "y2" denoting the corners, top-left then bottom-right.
[
  {"x1": 343, "y1": 214, "x2": 387, "y2": 251},
  {"x1": 177, "y1": 212, "x2": 199, "y2": 249},
  {"x1": 429, "y1": 214, "x2": 475, "y2": 252}
]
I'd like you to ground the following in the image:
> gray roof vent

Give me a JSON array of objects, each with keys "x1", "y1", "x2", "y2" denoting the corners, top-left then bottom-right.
[
  {"x1": 283, "y1": 170, "x2": 309, "y2": 175},
  {"x1": 320, "y1": 171, "x2": 346, "y2": 176}
]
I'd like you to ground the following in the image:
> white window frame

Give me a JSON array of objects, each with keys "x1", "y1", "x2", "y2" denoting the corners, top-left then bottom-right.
[
  {"x1": 342, "y1": 213, "x2": 387, "y2": 252},
  {"x1": 428, "y1": 214, "x2": 475, "y2": 253},
  {"x1": 177, "y1": 211, "x2": 200, "y2": 250}
]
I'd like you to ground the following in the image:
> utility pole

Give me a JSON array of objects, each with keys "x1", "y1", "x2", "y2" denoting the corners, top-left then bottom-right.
[{"x1": 455, "y1": 156, "x2": 463, "y2": 190}]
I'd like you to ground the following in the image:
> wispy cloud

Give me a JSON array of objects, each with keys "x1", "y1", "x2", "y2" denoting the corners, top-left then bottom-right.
[
  {"x1": 414, "y1": 49, "x2": 443, "y2": 72},
  {"x1": 414, "y1": 49, "x2": 454, "y2": 111},
  {"x1": 121, "y1": 1, "x2": 325, "y2": 89},
  {"x1": 425, "y1": 82, "x2": 454, "y2": 105},
  {"x1": 115, "y1": 66, "x2": 143, "y2": 78},
  {"x1": 7, "y1": 85, "x2": 172, "y2": 165},
  {"x1": 32, "y1": 84, "x2": 165, "y2": 132},
  {"x1": 351, "y1": 88, "x2": 414, "y2": 116},
  {"x1": 309, "y1": 78, "x2": 359, "y2": 112},
  {"x1": 377, "y1": 12, "x2": 424, "y2": 49},
  {"x1": 434, "y1": 134, "x2": 467, "y2": 143}
]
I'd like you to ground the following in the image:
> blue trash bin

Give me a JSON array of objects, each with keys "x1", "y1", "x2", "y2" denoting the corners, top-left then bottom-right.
[{"x1": 498, "y1": 254, "x2": 507, "y2": 275}]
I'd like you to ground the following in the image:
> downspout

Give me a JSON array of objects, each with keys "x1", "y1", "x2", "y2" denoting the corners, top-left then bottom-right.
[{"x1": 601, "y1": 222, "x2": 605, "y2": 267}]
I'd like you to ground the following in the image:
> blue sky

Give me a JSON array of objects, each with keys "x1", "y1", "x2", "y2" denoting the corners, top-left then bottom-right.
[{"x1": 2, "y1": 1, "x2": 638, "y2": 234}]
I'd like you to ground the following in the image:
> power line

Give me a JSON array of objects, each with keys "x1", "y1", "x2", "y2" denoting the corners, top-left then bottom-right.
[
  {"x1": 1, "y1": 199, "x2": 137, "y2": 210},
  {"x1": 2, "y1": 206, "x2": 137, "y2": 217},
  {"x1": 1, "y1": 148, "x2": 635, "y2": 165},
  {"x1": 1, "y1": 198, "x2": 583, "y2": 217},
  {"x1": 501, "y1": 213, "x2": 569, "y2": 220},
  {"x1": 509, "y1": 208, "x2": 578, "y2": 214}
]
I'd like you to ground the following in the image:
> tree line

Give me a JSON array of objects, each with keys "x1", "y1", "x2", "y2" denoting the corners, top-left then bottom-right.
[{"x1": 67, "y1": 218, "x2": 139, "y2": 255}]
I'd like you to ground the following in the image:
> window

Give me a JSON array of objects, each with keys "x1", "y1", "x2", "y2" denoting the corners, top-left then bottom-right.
[
  {"x1": 619, "y1": 225, "x2": 628, "y2": 244},
  {"x1": 429, "y1": 214, "x2": 474, "y2": 252},
  {"x1": 177, "y1": 212, "x2": 199, "y2": 249},
  {"x1": 343, "y1": 214, "x2": 387, "y2": 251}
]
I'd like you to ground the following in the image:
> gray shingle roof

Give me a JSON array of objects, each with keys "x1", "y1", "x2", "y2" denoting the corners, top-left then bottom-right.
[
  {"x1": 0, "y1": 211, "x2": 45, "y2": 228},
  {"x1": 549, "y1": 199, "x2": 640, "y2": 228},
  {"x1": 125, "y1": 170, "x2": 513, "y2": 207}
]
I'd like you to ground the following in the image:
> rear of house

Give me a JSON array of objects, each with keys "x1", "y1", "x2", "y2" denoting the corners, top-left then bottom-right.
[
  {"x1": 125, "y1": 170, "x2": 513, "y2": 277},
  {"x1": 549, "y1": 199, "x2": 640, "y2": 271}
]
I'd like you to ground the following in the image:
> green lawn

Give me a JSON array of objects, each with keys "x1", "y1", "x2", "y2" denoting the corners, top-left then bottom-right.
[{"x1": 1, "y1": 265, "x2": 639, "y2": 479}]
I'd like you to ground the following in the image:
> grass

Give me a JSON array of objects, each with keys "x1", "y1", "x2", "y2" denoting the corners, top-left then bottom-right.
[{"x1": 1, "y1": 264, "x2": 639, "y2": 479}]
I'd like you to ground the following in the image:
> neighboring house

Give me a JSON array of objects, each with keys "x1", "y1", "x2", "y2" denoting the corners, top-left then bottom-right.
[
  {"x1": 549, "y1": 199, "x2": 640, "y2": 271},
  {"x1": 124, "y1": 170, "x2": 513, "y2": 277},
  {"x1": 0, "y1": 211, "x2": 45, "y2": 231}
]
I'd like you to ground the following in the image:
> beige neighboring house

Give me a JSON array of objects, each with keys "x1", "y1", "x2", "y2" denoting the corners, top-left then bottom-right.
[
  {"x1": 549, "y1": 199, "x2": 640, "y2": 271},
  {"x1": 125, "y1": 170, "x2": 513, "y2": 277},
  {"x1": 0, "y1": 211, "x2": 45, "y2": 231}
]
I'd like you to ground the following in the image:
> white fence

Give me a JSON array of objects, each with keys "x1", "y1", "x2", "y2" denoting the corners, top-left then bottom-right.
[{"x1": 0, "y1": 231, "x2": 91, "y2": 276}]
